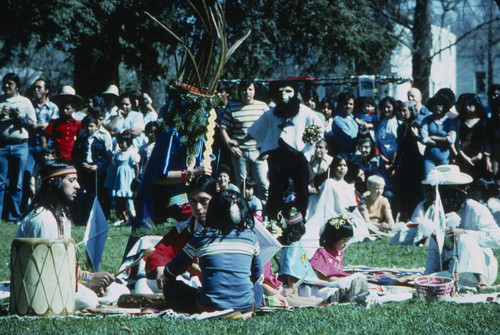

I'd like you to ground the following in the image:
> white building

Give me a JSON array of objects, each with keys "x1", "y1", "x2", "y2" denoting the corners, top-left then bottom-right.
[{"x1": 382, "y1": 24, "x2": 457, "y2": 101}]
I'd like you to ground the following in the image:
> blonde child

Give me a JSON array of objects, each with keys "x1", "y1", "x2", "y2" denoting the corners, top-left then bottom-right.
[{"x1": 359, "y1": 175, "x2": 395, "y2": 232}]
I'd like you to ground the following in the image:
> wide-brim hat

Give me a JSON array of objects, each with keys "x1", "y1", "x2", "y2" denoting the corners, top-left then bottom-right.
[
  {"x1": 102, "y1": 84, "x2": 119, "y2": 96},
  {"x1": 52, "y1": 85, "x2": 83, "y2": 107},
  {"x1": 422, "y1": 165, "x2": 473, "y2": 186}
]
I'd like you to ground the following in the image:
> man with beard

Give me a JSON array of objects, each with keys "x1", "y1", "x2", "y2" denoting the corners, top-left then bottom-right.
[
  {"x1": 248, "y1": 81, "x2": 323, "y2": 219},
  {"x1": 15, "y1": 160, "x2": 127, "y2": 309}
]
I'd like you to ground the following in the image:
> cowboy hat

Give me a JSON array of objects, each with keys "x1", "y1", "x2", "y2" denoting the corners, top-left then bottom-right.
[
  {"x1": 422, "y1": 165, "x2": 473, "y2": 186},
  {"x1": 102, "y1": 84, "x2": 119, "y2": 96},
  {"x1": 52, "y1": 85, "x2": 83, "y2": 107}
]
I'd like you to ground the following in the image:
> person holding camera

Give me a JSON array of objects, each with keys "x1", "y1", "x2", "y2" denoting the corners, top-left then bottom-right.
[{"x1": 0, "y1": 73, "x2": 36, "y2": 222}]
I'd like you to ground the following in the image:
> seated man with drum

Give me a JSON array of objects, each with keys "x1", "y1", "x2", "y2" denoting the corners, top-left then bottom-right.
[{"x1": 15, "y1": 159, "x2": 127, "y2": 310}]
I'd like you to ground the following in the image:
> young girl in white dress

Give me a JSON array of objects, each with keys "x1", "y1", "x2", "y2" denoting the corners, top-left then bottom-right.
[
  {"x1": 111, "y1": 133, "x2": 140, "y2": 225},
  {"x1": 302, "y1": 154, "x2": 373, "y2": 258}
]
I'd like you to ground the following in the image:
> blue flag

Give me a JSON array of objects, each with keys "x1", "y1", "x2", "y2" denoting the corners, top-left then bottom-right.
[{"x1": 84, "y1": 197, "x2": 110, "y2": 271}]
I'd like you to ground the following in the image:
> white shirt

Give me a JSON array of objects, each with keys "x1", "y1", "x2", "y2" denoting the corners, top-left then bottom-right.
[{"x1": 16, "y1": 207, "x2": 72, "y2": 239}]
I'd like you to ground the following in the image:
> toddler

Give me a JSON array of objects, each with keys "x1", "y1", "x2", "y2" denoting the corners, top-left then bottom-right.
[{"x1": 110, "y1": 133, "x2": 140, "y2": 225}]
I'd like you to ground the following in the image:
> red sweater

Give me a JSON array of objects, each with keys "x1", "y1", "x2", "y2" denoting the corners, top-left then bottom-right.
[{"x1": 146, "y1": 219, "x2": 201, "y2": 278}]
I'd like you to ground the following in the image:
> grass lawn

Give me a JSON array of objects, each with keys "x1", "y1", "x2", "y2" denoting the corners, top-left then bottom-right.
[{"x1": 1, "y1": 220, "x2": 499, "y2": 334}]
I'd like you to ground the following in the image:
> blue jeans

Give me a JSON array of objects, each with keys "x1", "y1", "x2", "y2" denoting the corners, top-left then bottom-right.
[{"x1": 0, "y1": 142, "x2": 29, "y2": 221}]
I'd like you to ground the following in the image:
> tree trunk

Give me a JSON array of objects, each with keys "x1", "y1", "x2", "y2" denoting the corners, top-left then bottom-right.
[
  {"x1": 487, "y1": 0, "x2": 494, "y2": 90},
  {"x1": 73, "y1": 24, "x2": 121, "y2": 98},
  {"x1": 412, "y1": 0, "x2": 432, "y2": 102}
]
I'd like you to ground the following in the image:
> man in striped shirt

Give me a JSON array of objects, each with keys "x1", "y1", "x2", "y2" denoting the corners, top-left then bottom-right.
[{"x1": 220, "y1": 79, "x2": 269, "y2": 203}]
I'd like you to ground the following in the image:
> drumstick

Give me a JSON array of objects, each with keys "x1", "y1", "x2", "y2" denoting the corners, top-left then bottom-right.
[{"x1": 114, "y1": 247, "x2": 155, "y2": 277}]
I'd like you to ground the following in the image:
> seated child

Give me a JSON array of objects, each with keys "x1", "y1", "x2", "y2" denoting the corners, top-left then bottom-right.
[
  {"x1": 277, "y1": 208, "x2": 338, "y2": 302},
  {"x1": 244, "y1": 177, "x2": 263, "y2": 218},
  {"x1": 309, "y1": 216, "x2": 368, "y2": 302},
  {"x1": 163, "y1": 190, "x2": 263, "y2": 314},
  {"x1": 359, "y1": 175, "x2": 396, "y2": 233},
  {"x1": 262, "y1": 261, "x2": 322, "y2": 307},
  {"x1": 217, "y1": 164, "x2": 240, "y2": 192}
]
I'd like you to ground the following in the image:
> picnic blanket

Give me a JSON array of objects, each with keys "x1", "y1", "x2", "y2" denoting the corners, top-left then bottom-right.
[{"x1": 344, "y1": 266, "x2": 424, "y2": 286}]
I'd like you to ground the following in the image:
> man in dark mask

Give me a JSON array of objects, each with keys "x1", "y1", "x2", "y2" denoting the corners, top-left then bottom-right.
[{"x1": 248, "y1": 81, "x2": 323, "y2": 220}]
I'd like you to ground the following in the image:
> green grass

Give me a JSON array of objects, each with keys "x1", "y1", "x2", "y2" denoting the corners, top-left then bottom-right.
[{"x1": 1, "y1": 220, "x2": 500, "y2": 334}]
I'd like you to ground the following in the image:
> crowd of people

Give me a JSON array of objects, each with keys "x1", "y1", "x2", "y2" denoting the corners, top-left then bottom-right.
[{"x1": 4, "y1": 71, "x2": 500, "y2": 313}]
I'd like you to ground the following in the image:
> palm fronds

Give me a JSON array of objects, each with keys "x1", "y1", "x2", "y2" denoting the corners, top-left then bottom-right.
[{"x1": 146, "y1": 0, "x2": 250, "y2": 96}]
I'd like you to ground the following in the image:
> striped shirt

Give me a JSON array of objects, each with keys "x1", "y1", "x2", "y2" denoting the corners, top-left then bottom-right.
[
  {"x1": 165, "y1": 228, "x2": 262, "y2": 312},
  {"x1": 220, "y1": 100, "x2": 268, "y2": 150}
]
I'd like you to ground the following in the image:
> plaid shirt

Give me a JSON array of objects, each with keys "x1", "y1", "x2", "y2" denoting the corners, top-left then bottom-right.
[{"x1": 33, "y1": 98, "x2": 59, "y2": 125}]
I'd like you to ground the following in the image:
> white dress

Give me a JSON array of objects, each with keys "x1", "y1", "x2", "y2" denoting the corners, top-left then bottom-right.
[
  {"x1": 301, "y1": 178, "x2": 372, "y2": 259},
  {"x1": 424, "y1": 199, "x2": 500, "y2": 286}
]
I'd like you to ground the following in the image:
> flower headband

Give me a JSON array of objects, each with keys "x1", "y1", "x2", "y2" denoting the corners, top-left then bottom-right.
[
  {"x1": 41, "y1": 166, "x2": 77, "y2": 181},
  {"x1": 328, "y1": 214, "x2": 353, "y2": 229}
]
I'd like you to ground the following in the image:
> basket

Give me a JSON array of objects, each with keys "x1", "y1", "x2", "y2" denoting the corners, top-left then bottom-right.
[{"x1": 414, "y1": 275, "x2": 453, "y2": 301}]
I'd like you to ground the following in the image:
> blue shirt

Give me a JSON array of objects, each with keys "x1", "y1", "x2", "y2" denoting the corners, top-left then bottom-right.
[
  {"x1": 375, "y1": 117, "x2": 399, "y2": 159},
  {"x1": 420, "y1": 115, "x2": 456, "y2": 146},
  {"x1": 417, "y1": 105, "x2": 431, "y2": 122},
  {"x1": 332, "y1": 113, "x2": 359, "y2": 153},
  {"x1": 165, "y1": 228, "x2": 262, "y2": 312}
]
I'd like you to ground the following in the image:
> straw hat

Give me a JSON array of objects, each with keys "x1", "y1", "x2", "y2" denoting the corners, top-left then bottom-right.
[
  {"x1": 102, "y1": 84, "x2": 119, "y2": 96},
  {"x1": 52, "y1": 85, "x2": 83, "y2": 107},
  {"x1": 422, "y1": 165, "x2": 473, "y2": 186}
]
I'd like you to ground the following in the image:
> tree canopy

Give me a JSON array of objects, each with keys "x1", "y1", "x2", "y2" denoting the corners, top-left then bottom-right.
[{"x1": 0, "y1": 0, "x2": 398, "y2": 95}]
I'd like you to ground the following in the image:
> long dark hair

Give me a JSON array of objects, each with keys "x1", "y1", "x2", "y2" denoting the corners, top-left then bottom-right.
[
  {"x1": 23, "y1": 160, "x2": 75, "y2": 220},
  {"x1": 320, "y1": 221, "x2": 354, "y2": 248},
  {"x1": 205, "y1": 190, "x2": 254, "y2": 236},
  {"x1": 456, "y1": 93, "x2": 487, "y2": 121}
]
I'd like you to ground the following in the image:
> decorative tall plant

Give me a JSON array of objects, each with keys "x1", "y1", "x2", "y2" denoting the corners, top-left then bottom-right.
[{"x1": 146, "y1": 0, "x2": 250, "y2": 157}]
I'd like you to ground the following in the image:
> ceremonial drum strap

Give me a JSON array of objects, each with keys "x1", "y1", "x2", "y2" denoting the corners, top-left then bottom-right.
[{"x1": 56, "y1": 215, "x2": 64, "y2": 238}]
